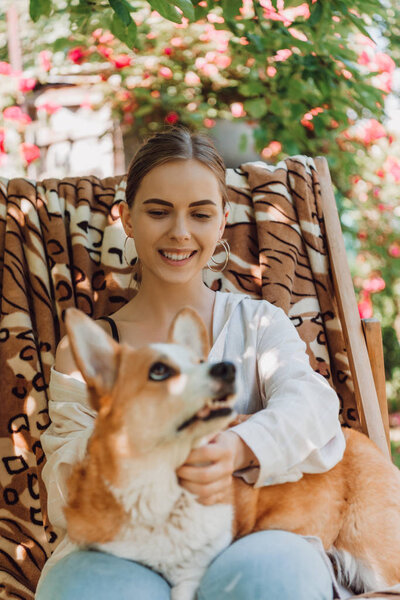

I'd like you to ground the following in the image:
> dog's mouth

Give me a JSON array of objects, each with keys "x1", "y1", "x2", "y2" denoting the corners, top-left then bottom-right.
[{"x1": 177, "y1": 389, "x2": 235, "y2": 432}]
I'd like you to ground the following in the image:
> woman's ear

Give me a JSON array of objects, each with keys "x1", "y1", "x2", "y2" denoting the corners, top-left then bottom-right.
[
  {"x1": 219, "y1": 209, "x2": 229, "y2": 238},
  {"x1": 119, "y1": 202, "x2": 134, "y2": 237}
]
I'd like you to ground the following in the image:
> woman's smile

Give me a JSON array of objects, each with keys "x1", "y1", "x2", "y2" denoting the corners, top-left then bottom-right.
[{"x1": 158, "y1": 249, "x2": 198, "y2": 266}]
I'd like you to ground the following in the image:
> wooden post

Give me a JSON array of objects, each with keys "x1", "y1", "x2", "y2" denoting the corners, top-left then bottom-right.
[
  {"x1": 361, "y1": 318, "x2": 391, "y2": 453},
  {"x1": 315, "y1": 157, "x2": 391, "y2": 460}
]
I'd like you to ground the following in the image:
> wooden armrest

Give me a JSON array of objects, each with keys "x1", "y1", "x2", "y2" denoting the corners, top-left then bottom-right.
[{"x1": 361, "y1": 318, "x2": 391, "y2": 453}]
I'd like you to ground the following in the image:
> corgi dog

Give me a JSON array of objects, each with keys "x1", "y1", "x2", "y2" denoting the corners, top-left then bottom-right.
[{"x1": 63, "y1": 307, "x2": 400, "y2": 600}]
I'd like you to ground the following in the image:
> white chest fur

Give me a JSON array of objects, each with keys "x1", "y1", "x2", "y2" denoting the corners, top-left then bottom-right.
[{"x1": 93, "y1": 464, "x2": 234, "y2": 599}]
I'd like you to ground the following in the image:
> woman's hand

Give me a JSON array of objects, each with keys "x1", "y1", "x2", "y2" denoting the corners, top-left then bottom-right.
[{"x1": 176, "y1": 423, "x2": 259, "y2": 506}]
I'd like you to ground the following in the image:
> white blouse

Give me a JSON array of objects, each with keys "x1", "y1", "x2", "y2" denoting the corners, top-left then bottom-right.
[{"x1": 37, "y1": 290, "x2": 346, "y2": 589}]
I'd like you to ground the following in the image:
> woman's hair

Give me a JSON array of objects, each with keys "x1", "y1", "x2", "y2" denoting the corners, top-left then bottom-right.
[{"x1": 125, "y1": 126, "x2": 229, "y2": 211}]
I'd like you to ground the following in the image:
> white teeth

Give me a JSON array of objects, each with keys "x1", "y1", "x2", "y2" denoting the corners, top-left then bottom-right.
[{"x1": 161, "y1": 250, "x2": 194, "y2": 261}]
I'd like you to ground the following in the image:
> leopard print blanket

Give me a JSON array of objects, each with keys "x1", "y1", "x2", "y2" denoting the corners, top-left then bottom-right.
[{"x1": 0, "y1": 158, "x2": 396, "y2": 599}]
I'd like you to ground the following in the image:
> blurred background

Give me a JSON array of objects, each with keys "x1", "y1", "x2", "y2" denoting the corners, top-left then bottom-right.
[{"x1": 1, "y1": 0, "x2": 399, "y2": 453}]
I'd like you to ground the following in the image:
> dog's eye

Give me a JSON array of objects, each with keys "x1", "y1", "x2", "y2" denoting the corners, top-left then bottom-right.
[{"x1": 149, "y1": 362, "x2": 174, "y2": 381}]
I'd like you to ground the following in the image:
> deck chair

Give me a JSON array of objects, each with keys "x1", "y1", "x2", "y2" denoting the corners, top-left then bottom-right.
[{"x1": 0, "y1": 156, "x2": 396, "y2": 600}]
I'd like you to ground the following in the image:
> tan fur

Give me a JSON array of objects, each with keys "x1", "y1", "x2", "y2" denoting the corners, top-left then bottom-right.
[{"x1": 63, "y1": 307, "x2": 400, "y2": 596}]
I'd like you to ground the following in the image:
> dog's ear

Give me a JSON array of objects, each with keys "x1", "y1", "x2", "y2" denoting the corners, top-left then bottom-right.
[
  {"x1": 65, "y1": 308, "x2": 119, "y2": 399},
  {"x1": 168, "y1": 307, "x2": 209, "y2": 359}
]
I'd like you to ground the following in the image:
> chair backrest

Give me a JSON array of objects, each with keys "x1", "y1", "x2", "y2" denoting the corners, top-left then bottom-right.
[{"x1": 0, "y1": 156, "x2": 388, "y2": 599}]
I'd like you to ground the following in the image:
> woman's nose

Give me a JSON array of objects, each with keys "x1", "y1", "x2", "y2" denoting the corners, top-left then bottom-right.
[{"x1": 169, "y1": 216, "x2": 190, "y2": 239}]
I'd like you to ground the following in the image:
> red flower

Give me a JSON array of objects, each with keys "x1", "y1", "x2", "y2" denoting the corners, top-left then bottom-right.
[
  {"x1": 39, "y1": 50, "x2": 52, "y2": 72},
  {"x1": 19, "y1": 77, "x2": 37, "y2": 93},
  {"x1": 68, "y1": 47, "x2": 87, "y2": 65},
  {"x1": 165, "y1": 111, "x2": 179, "y2": 125},
  {"x1": 20, "y1": 143, "x2": 40, "y2": 165},
  {"x1": 3, "y1": 106, "x2": 31, "y2": 125},
  {"x1": 37, "y1": 102, "x2": 61, "y2": 115},
  {"x1": 358, "y1": 291, "x2": 373, "y2": 319},
  {"x1": 0, "y1": 128, "x2": 5, "y2": 153},
  {"x1": 0, "y1": 61, "x2": 12, "y2": 75},
  {"x1": 163, "y1": 47, "x2": 173, "y2": 56},
  {"x1": 113, "y1": 54, "x2": 131, "y2": 69}
]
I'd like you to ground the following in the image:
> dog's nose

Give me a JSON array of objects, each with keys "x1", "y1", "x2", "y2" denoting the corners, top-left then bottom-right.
[{"x1": 209, "y1": 361, "x2": 236, "y2": 383}]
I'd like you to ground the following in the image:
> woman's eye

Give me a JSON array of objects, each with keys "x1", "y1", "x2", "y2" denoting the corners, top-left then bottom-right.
[
  {"x1": 194, "y1": 214, "x2": 211, "y2": 219},
  {"x1": 149, "y1": 362, "x2": 174, "y2": 381},
  {"x1": 148, "y1": 211, "x2": 167, "y2": 217}
]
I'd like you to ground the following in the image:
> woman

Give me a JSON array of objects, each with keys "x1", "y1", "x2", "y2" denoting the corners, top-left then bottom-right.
[{"x1": 36, "y1": 127, "x2": 346, "y2": 600}]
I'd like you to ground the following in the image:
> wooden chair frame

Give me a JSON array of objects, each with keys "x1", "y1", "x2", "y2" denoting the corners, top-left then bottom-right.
[{"x1": 315, "y1": 157, "x2": 391, "y2": 460}]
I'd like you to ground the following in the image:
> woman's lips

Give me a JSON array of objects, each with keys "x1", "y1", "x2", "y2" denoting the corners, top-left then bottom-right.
[{"x1": 158, "y1": 250, "x2": 197, "y2": 266}]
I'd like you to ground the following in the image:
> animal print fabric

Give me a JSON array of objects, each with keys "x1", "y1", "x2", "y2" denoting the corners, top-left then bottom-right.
[{"x1": 0, "y1": 158, "x2": 395, "y2": 600}]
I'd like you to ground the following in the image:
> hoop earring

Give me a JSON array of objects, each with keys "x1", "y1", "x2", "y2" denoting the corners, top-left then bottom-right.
[{"x1": 207, "y1": 239, "x2": 230, "y2": 272}]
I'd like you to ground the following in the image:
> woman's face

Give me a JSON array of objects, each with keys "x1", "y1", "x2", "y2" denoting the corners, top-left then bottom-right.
[{"x1": 121, "y1": 159, "x2": 228, "y2": 286}]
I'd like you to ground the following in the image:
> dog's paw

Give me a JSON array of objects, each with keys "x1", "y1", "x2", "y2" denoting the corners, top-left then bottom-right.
[{"x1": 171, "y1": 581, "x2": 199, "y2": 600}]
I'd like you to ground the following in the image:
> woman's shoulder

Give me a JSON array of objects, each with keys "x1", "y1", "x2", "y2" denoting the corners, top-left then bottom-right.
[{"x1": 220, "y1": 290, "x2": 283, "y2": 317}]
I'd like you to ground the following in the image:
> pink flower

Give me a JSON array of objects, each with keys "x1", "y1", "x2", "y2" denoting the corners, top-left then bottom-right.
[
  {"x1": 388, "y1": 244, "x2": 400, "y2": 258},
  {"x1": 99, "y1": 32, "x2": 114, "y2": 44},
  {"x1": 384, "y1": 156, "x2": 400, "y2": 182},
  {"x1": 171, "y1": 37, "x2": 183, "y2": 47},
  {"x1": 185, "y1": 71, "x2": 201, "y2": 86},
  {"x1": 113, "y1": 54, "x2": 131, "y2": 69},
  {"x1": 37, "y1": 102, "x2": 61, "y2": 115},
  {"x1": 0, "y1": 61, "x2": 12, "y2": 75},
  {"x1": 361, "y1": 119, "x2": 386, "y2": 144},
  {"x1": 68, "y1": 47, "x2": 87, "y2": 65},
  {"x1": 19, "y1": 77, "x2": 36, "y2": 93},
  {"x1": 357, "y1": 51, "x2": 370, "y2": 66},
  {"x1": 39, "y1": 50, "x2": 52, "y2": 72},
  {"x1": 203, "y1": 118, "x2": 216, "y2": 128},
  {"x1": 20, "y1": 143, "x2": 40, "y2": 165},
  {"x1": 274, "y1": 49, "x2": 292, "y2": 62},
  {"x1": 261, "y1": 141, "x2": 282, "y2": 159},
  {"x1": 266, "y1": 66, "x2": 277, "y2": 77},
  {"x1": 215, "y1": 55, "x2": 231, "y2": 68},
  {"x1": 97, "y1": 45, "x2": 113, "y2": 59},
  {"x1": 375, "y1": 52, "x2": 396, "y2": 74},
  {"x1": 0, "y1": 128, "x2": 5, "y2": 153},
  {"x1": 288, "y1": 28, "x2": 308, "y2": 42},
  {"x1": 358, "y1": 291, "x2": 373, "y2": 319},
  {"x1": 165, "y1": 111, "x2": 179, "y2": 124},
  {"x1": 92, "y1": 28, "x2": 103, "y2": 40},
  {"x1": 230, "y1": 102, "x2": 246, "y2": 118},
  {"x1": 163, "y1": 47, "x2": 173, "y2": 56},
  {"x1": 3, "y1": 106, "x2": 31, "y2": 125},
  {"x1": 159, "y1": 66, "x2": 173, "y2": 79},
  {"x1": 362, "y1": 276, "x2": 385, "y2": 293}
]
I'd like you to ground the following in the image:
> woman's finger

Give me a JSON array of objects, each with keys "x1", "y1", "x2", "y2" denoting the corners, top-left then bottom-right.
[
  {"x1": 177, "y1": 459, "x2": 230, "y2": 484},
  {"x1": 178, "y1": 475, "x2": 232, "y2": 501}
]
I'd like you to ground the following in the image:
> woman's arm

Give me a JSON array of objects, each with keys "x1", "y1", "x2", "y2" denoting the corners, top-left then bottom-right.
[
  {"x1": 41, "y1": 336, "x2": 96, "y2": 530},
  {"x1": 228, "y1": 306, "x2": 346, "y2": 488}
]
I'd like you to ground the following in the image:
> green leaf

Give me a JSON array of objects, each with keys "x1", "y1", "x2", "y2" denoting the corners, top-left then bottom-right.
[
  {"x1": 174, "y1": 0, "x2": 195, "y2": 21},
  {"x1": 238, "y1": 81, "x2": 266, "y2": 97},
  {"x1": 222, "y1": 0, "x2": 241, "y2": 21},
  {"x1": 109, "y1": 0, "x2": 132, "y2": 26},
  {"x1": 110, "y1": 13, "x2": 137, "y2": 46},
  {"x1": 308, "y1": 2, "x2": 323, "y2": 26},
  {"x1": 148, "y1": 0, "x2": 182, "y2": 23},
  {"x1": 244, "y1": 98, "x2": 268, "y2": 118},
  {"x1": 29, "y1": 0, "x2": 52, "y2": 22}
]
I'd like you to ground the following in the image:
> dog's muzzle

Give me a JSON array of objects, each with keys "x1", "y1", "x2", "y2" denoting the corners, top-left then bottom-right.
[{"x1": 177, "y1": 361, "x2": 236, "y2": 431}]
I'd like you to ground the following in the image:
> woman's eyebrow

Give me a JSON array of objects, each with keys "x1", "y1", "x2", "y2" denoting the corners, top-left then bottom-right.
[{"x1": 142, "y1": 198, "x2": 217, "y2": 207}]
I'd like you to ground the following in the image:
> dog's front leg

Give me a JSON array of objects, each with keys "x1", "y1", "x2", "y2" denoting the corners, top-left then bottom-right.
[{"x1": 171, "y1": 579, "x2": 200, "y2": 600}]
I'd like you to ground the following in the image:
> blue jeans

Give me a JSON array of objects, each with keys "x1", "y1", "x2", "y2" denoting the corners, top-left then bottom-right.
[{"x1": 36, "y1": 530, "x2": 334, "y2": 600}]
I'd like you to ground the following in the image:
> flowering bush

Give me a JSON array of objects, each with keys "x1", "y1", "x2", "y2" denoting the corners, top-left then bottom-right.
[{"x1": 1, "y1": 0, "x2": 399, "y2": 406}]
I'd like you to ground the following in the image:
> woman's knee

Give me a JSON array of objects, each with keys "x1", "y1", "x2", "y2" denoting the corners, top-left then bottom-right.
[
  {"x1": 198, "y1": 530, "x2": 334, "y2": 600},
  {"x1": 36, "y1": 550, "x2": 171, "y2": 600}
]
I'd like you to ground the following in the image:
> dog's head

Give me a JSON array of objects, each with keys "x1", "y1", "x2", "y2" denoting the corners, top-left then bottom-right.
[{"x1": 65, "y1": 307, "x2": 237, "y2": 459}]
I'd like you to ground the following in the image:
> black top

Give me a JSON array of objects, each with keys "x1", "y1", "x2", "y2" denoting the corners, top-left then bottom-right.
[{"x1": 97, "y1": 316, "x2": 120, "y2": 343}]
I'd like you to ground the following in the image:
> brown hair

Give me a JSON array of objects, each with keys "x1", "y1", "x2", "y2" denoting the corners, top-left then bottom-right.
[{"x1": 125, "y1": 126, "x2": 229, "y2": 211}]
